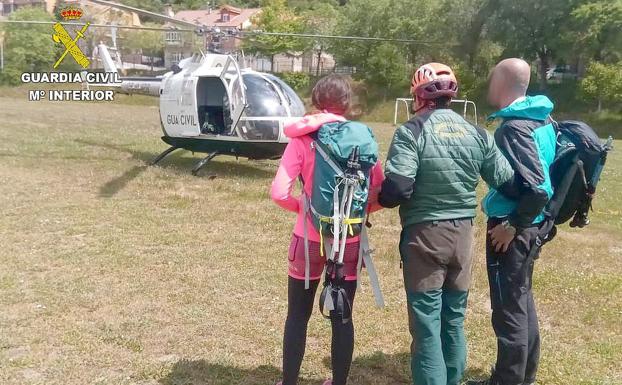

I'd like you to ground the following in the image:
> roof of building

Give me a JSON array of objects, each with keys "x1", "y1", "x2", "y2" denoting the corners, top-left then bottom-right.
[{"x1": 174, "y1": 5, "x2": 260, "y2": 28}]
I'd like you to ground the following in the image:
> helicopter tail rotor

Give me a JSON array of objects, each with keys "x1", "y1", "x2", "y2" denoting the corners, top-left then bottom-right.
[{"x1": 95, "y1": 43, "x2": 120, "y2": 75}]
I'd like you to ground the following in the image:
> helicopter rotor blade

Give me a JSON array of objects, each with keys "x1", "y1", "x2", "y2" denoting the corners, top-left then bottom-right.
[
  {"x1": 0, "y1": 19, "x2": 450, "y2": 45},
  {"x1": 1, "y1": 0, "x2": 455, "y2": 47},
  {"x1": 0, "y1": 19, "x2": 194, "y2": 32},
  {"x1": 239, "y1": 30, "x2": 453, "y2": 45},
  {"x1": 86, "y1": 0, "x2": 198, "y2": 29}
]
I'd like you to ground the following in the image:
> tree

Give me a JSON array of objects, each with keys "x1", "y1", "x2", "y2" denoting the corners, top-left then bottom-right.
[
  {"x1": 331, "y1": 0, "x2": 449, "y2": 99},
  {"x1": 365, "y1": 42, "x2": 410, "y2": 99},
  {"x1": 442, "y1": 0, "x2": 501, "y2": 71},
  {"x1": 572, "y1": 0, "x2": 622, "y2": 63},
  {"x1": 121, "y1": 23, "x2": 165, "y2": 71},
  {"x1": 0, "y1": 7, "x2": 57, "y2": 85},
  {"x1": 581, "y1": 61, "x2": 622, "y2": 112},
  {"x1": 301, "y1": 2, "x2": 339, "y2": 76},
  {"x1": 289, "y1": 0, "x2": 340, "y2": 12},
  {"x1": 243, "y1": 0, "x2": 308, "y2": 71},
  {"x1": 489, "y1": 0, "x2": 581, "y2": 90}
]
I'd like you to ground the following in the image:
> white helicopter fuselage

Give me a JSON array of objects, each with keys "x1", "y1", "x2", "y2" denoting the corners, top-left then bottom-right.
[{"x1": 96, "y1": 44, "x2": 304, "y2": 147}]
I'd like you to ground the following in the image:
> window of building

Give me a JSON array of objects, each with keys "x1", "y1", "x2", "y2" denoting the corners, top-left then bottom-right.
[
  {"x1": 171, "y1": 52, "x2": 183, "y2": 63},
  {"x1": 165, "y1": 31, "x2": 181, "y2": 42},
  {"x1": 221, "y1": 12, "x2": 230, "y2": 22}
]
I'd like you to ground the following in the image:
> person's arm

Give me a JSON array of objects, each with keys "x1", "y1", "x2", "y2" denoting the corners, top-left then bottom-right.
[
  {"x1": 270, "y1": 139, "x2": 303, "y2": 213},
  {"x1": 477, "y1": 127, "x2": 520, "y2": 199},
  {"x1": 378, "y1": 122, "x2": 420, "y2": 208},
  {"x1": 496, "y1": 122, "x2": 551, "y2": 229},
  {"x1": 367, "y1": 161, "x2": 385, "y2": 213}
]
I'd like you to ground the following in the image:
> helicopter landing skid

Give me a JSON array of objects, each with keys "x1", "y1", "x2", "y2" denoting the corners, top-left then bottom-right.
[
  {"x1": 150, "y1": 146, "x2": 180, "y2": 166},
  {"x1": 191, "y1": 152, "x2": 220, "y2": 176}
]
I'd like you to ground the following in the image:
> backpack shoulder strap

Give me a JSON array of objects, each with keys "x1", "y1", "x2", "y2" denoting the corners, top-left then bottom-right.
[
  {"x1": 301, "y1": 192, "x2": 311, "y2": 290},
  {"x1": 474, "y1": 125, "x2": 491, "y2": 144},
  {"x1": 314, "y1": 140, "x2": 345, "y2": 176}
]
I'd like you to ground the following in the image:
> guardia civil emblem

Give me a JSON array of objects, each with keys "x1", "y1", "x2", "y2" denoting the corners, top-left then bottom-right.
[{"x1": 52, "y1": 6, "x2": 90, "y2": 69}]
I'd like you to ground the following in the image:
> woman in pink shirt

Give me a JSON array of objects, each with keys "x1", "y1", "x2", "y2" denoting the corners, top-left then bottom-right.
[{"x1": 270, "y1": 75, "x2": 384, "y2": 385}]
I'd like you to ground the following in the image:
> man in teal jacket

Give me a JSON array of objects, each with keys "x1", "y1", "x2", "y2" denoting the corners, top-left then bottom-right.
[
  {"x1": 379, "y1": 63, "x2": 517, "y2": 385},
  {"x1": 469, "y1": 59, "x2": 557, "y2": 385}
]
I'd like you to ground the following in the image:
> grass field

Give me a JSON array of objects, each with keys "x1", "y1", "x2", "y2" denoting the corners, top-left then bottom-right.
[{"x1": 0, "y1": 94, "x2": 620, "y2": 385}]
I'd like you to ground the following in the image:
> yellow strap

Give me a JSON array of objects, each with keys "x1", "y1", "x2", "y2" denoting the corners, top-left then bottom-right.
[
  {"x1": 344, "y1": 218, "x2": 364, "y2": 224},
  {"x1": 317, "y1": 217, "x2": 365, "y2": 254},
  {"x1": 318, "y1": 217, "x2": 364, "y2": 225}
]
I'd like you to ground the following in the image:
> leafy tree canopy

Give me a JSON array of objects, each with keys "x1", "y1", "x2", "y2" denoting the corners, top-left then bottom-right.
[
  {"x1": 572, "y1": 0, "x2": 622, "y2": 63},
  {"x1": 1, "y1": 7, "x2": 58, "y2": 84},
  {"x1": 242, "y1": 0, "x2": 308, "y2": 61}
]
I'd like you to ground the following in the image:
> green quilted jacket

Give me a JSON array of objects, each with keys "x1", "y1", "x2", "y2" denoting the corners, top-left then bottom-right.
[{"x1": 379, "y1": 109, "x2": 515, "y2": 227}]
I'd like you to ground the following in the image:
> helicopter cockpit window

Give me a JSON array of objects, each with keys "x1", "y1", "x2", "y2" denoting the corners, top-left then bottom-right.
[
  {"x1": 263, "y1": 74, "x2": 306, "y2": 117},
  {"x1": 237, "y1": 74, "x2": 280, "y2": 141},
  {"x1": 237, "y1": 73, "x2": 306, "y2": 141},
  {"x1": 242, "y1": 73, "x2": 288, "y2": 118}
]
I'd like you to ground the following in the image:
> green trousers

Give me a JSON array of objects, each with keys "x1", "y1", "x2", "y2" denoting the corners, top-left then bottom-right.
[
  {"x1": 406, "y1": 290, "x2": 468, "y2": 385},
  {"x1": 400, "y1": 219, "x2": 473, "y2": 385}
]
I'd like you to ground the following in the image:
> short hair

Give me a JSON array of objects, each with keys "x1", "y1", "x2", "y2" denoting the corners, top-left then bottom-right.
[{"x1": 311, "y1": 74, "x2": 352, "y2": 115}]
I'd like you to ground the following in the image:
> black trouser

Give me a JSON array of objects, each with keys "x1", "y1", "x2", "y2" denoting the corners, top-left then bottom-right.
[
  {"x1": 486, "y1": 219, "x2": 541, "y2": 385},
  {"x1": 282, "y1": 276, "x2": 357, "y2": 385}
]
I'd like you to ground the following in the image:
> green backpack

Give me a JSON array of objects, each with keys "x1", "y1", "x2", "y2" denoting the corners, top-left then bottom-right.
[
  {"x1": 300, "y1": 121, "x2": 383, "y2": 318},
  {"x1": 306, "y1": 121, "x2": 378, "y2": 251},
  {"x1": 304, "y1": 121, "x2": 383, "y2": 322}
]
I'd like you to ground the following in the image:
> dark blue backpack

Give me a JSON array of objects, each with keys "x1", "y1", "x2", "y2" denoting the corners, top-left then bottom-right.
[{"x1": 545, "y1": 120, "x2": 613, "y2": 228}]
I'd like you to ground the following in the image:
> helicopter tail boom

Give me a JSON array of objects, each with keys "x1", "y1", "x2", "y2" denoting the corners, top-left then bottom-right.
[{"x1": 92, "y1": 43, "x2": 163, "y2": 97}]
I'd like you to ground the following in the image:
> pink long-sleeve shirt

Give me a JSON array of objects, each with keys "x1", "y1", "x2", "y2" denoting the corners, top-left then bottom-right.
[{"x1": 270, "y1": 113, "x2": 384, "y2": 242}]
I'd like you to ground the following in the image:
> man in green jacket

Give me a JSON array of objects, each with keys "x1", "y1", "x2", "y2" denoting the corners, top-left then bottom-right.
[{"x1": 379, "y1": 63, "x2": 518, "y2": 385}]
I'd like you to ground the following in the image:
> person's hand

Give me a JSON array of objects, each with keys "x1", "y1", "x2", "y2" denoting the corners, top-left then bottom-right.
[{"x1": 488, "y1": 223, "x2": 516, "y2": 253}]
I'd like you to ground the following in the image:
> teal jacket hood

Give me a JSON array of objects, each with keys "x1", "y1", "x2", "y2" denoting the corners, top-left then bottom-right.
[{"x1": 489, "y1": 95, "x2": 554, "y2": 121}]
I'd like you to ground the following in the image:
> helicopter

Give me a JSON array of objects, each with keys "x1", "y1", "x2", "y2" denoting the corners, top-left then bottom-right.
[
  {"x1": 1, "y1": 0, "x2": 453, "y2": 175},
  {"x1": 82, "y1": 0, "x2": 308, "y2": 175},
  {"x1": 94, "y1": 41, "x2": 305, "y2": 175}
]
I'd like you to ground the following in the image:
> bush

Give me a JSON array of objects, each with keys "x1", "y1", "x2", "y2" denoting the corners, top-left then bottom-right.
[
  {"x1": 279, "y1": 72, "x2": 311, "y2": 92},
  {"x1": 581, "y1": 61, "x2": 622, "y2": 112},
  {"x1": 0, "y1": 7, "x2": 57, "y2": 85},
  {"x1": 452, "y1": 63, "x2": 487, "y2": 101}
]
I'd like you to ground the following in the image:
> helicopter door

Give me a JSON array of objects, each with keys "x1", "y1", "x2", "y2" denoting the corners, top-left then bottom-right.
[
  {"x1": 220, "y1": 57, "x2": 247, "y2": 136},
  {"x1": 160, "y1": 72, "x2": 201, "y2": 138}
]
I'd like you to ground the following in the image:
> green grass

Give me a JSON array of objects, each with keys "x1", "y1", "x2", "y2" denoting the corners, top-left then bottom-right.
[{"x1": 0, "y1": 94, "x2": 620, "y2": 385}]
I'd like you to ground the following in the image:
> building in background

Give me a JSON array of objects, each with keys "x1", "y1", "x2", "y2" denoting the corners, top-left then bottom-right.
[
  {"x1": 166, "y1": 4, "x2": 338, "y2": 75},
  {"x1": 0, "y1": 0, "x2": 48, "y2": 16},
  {"x1": 0, "y1": 0, "x2": 339, "y2": 75},
  {"x1": 79, "y1": 0, "x2": 154, "y2": 72},
  {"x1": 164, "y1": 4, "x2": 260, "y2": 68}
]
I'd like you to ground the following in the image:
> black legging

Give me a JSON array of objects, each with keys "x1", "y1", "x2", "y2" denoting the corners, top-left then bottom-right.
[{"x1": 282, "y1": 276, "x2": 357, "y2": 385}]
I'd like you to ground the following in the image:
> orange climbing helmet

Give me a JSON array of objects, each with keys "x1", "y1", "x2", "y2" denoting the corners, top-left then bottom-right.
[{"x1": 410, "y1": 62, "x2": 458, "y2": 100}]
